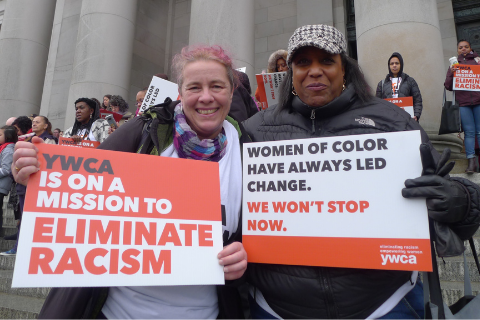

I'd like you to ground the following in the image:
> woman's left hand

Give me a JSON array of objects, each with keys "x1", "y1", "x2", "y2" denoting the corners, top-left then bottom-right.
[{"x1": 218, "y1": 241, "x2": 247, "y2": 280}]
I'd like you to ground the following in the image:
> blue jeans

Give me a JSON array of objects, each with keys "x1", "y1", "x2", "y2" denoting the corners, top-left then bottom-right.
[
  {"x1": 379, "y1": 280, "x2": 424, "y2": 319},
  {"x1": 460, "y1": 105, "x2": 480, "y2": 158}
]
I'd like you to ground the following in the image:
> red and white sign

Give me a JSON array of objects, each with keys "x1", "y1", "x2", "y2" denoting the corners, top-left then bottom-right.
[
  {"x1": 453, "y1": 64, "x2": 480, "y2": 91},
  {"x1": 99, "y1": 110, "x2": 122, "y2": 122},
  {"x1": 59, "y1": 137, "x2": 100, "y2": 149},
  {"x1": 242, "y1": 131, "x2": 432, "y2": 272},
  {"x1": 255, "y1": 72, "x2": 286, "y2": 110},
  {"x1": 384, "y1": 96, "x2": 414, "y2": 117},
  {"x1": 13, "y1": 144, "x2": 224, "y2": 287}
]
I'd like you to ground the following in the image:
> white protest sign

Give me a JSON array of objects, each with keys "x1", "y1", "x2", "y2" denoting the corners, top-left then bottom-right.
[
  {"x1": 242, "y1": 131, "x2": 432, "y2": 271},
  {"x1": 139, "y1": 76, "x2": 179, "y2": 114}
]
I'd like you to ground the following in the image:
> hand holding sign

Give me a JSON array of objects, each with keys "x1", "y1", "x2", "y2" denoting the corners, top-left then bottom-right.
[
  {"x1": 402, "y1": 145, "x2": 467, "y2": 224},
  {"x1": 218, "y1": 242, "x2": 247, "y2": 280},
  {"x1": 12, "y1": 138, "x2": 42, "y2": 186}
]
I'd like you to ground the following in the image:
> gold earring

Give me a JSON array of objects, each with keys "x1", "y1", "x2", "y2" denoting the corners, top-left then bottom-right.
[
  {"x1": 292, "y1": 86, "x2": 298, "y2": 96},
  {"x1": 342, "y1": 79, "x2": 346, "y2": 91}
]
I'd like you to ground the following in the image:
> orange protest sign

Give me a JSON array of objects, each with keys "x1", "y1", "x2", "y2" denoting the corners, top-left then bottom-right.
[
  {"x1": 453, "y1": 64, "x2": 480, "y2": 91},
  {"x1": 255, "y1": 74, "x2": 268, "y2": 110},
  {"x1": 59, "y1": 137, "x2": 100, "y2": 148},
  {"x1": 384, "y1": 96, "x2": 414, "y2": 117},
  {"x1": 13, "y1": 144, "x2": 224, "y2": 287}
]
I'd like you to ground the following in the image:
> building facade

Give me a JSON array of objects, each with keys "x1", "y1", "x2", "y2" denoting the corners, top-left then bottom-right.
[{"x1": 0, "y1": 0, "x2": 477, "y2": 155}]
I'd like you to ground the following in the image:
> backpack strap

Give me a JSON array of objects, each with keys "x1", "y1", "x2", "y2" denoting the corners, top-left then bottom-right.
[{"x1": 136, "y1": 98, "x2": 179, "y2": 155}]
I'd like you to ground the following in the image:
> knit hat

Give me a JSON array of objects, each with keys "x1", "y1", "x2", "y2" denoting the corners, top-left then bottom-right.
[{"x1": 287, "y1": 25, "x2": 347, "y2": 65}]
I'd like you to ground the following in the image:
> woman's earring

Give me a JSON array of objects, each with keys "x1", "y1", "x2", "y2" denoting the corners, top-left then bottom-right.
[
  {"x1": 292, "y1": 86, "x2": 298, "y2": 96},
  {"x1": 179, "y1": 103, "x2": 183, "y2": 113},
  {"x1": 342, "y1": 79, "x2": 346, "y2": 91},
  {"x1": 90, "y1": 113, "x2": 93, "y2": 119}
]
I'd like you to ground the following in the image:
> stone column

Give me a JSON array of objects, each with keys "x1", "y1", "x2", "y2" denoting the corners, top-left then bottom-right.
[
  {"x1": 355, "y1": 0, "x2": 462, "y2": 159},
  {"x1": 0, "y1": 0, "x2": 56, "y2": 124},
  {"x1": 189, "y1": 0, "x2": 255, "y2": 85},
  {"x1": 64, "y1": 0, "x2": 137, "y2": 129},
  {"x1": 297, "y1": 0, "x2": 333, "y2": 27}
]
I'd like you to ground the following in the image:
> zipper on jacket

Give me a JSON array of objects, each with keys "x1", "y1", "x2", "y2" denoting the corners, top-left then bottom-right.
[
  {"x1": 311, "y1": 109, "x2": 316, "y2": 133},
  {"x1": 317, "y1": 268, "x2": 337, "y2": 318}
]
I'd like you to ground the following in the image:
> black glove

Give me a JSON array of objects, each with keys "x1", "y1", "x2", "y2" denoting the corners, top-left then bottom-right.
[{"x1": 402, "y1": 145, "x2": 468, "y2": 223}]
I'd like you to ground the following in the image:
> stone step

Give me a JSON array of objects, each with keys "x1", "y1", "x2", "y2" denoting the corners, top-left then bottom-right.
[
  {"x1": 2, "y1": 226, "x2": 17, "y2": 237},
  {"x1": 0, "y1": 255, "x2": 15, "y2": 270},
  {"x1": 439, "y1": 280, "x2": 480, "y2": 306},
  {"x1": 0, "y1": 239, "x2": 16, "y2": 251},
  {"x1": 465, "y1": 237, "x2": 480, "y2": 257},
  {"x1": 2, "y1": 214, "x2": 16, "y2": 228},
  {"x1": 437, "y1": 257, "x2": 480, "y2": 282},
  {"x1": 0, "y1": 270, "x2": 50, "y2": 299},
  {"x1": 0, "y1": 291, "x2": 44, "y2": 319}
]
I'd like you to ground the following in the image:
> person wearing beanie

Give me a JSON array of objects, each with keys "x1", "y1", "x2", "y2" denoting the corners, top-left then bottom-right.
[
  {"x1": 243, "y1": 24, "x2": 480, "y2": 319},
  {"x1": 254, "y1": 49, "x2": 289, "y2": 104},
  {"x1": 376, "y1": 52, "x2": 423, "y2": 122}
]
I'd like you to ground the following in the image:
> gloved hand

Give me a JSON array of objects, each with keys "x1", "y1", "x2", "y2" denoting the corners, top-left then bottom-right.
[{"x1": 402, "y1": 144, "x2": 469, "y2": 223}]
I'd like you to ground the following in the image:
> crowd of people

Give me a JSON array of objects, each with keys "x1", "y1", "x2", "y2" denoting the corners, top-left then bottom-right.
[{"x1": 0, "y1": 23, "x2": 479, "y2": 319}]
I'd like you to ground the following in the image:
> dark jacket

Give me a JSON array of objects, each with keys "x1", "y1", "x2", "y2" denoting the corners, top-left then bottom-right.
[
  {"x1": 376, "y1": 53, "x2": 423, "y2": 119},
  {"x1": 242, "y1": 86, "x2": 480, "y2": 319},
  {"x1": 38, "y1": 131, "x2": 58, "y2": 144},
  {"x1": 229, "y1": 71, "x2": 258, "y2": 123},
  {"x1": 444, "y1": 51, "x2": 480, "y2": 107},
  {"x1": 39, "y1": 100, "x2": 246, "y2": 319}
]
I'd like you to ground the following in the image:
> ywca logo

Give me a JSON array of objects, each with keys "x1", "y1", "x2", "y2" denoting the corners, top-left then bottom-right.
[
  {"x1": 381, "y1": 254, "x2": 417, "y2": 265},
  {"x1": 355, "y1": 117, "x2": 375, "y2": 127}
]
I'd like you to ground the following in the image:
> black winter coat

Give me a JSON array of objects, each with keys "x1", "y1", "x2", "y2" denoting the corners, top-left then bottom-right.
[
  {"x1": 242, "y1": 86, "x2": 480, "y2": 319},
  {"x1": 376, "y1": 73, "x2": 423, "y2": 120}
]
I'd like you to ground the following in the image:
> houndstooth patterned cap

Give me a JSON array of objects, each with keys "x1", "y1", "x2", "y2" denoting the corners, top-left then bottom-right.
[{"x1": 287, "y1": 25, "x2": 347, "y2": 65}]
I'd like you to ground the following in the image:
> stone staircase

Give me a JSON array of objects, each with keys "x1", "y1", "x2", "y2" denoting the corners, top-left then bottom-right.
[
  {"x1": 0, "y1": 175, "x2": 479, "y2": 318},
  {"x1": 0, "y1": 195, "x2": 49, "y2": 319}
]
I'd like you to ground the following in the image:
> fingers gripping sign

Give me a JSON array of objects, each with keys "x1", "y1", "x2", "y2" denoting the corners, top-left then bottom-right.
[
  {"x1": 12, "y1": 137, "x2": 44, "y2": 186},
  {"x1": 217, "y1": 242, "x2": 247, "y2": 280},
  {"x1": 402, "y1": 144, "x2": 468, "y2": 223}
]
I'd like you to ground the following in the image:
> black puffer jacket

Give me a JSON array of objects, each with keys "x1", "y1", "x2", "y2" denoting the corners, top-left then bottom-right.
[
  {"x1": 376, "y1": 73, "x2": 423, "y2": 120},
  {"x1": 242, "y1": 86, "x2": 480, "y2": 318}
]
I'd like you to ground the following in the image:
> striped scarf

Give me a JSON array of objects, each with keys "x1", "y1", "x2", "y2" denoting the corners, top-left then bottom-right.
[{"x1": 173, "y1": 103, "x2": 228, "y2": 162}]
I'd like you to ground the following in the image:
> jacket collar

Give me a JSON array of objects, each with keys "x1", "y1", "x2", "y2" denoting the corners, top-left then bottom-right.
[{"x1": 291, "y1": 85, "x2": 357, "y2": 119}]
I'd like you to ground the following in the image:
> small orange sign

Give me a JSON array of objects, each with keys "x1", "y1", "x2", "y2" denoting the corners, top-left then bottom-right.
[{"x1": 59, "y1": 137, "x2": 100, "y2": 149}]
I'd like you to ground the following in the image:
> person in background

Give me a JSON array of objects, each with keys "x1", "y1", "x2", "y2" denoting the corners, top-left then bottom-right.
[
  {"x1": 0, "y1": 126, "x2": 17, "y2": 240},
  {"x1": 13, "y1": 44, "x2": 247, "y2": 319},
  {"x1": 11, "y1": 116, "x2": 33, "y2": 142},
  {"x1": 445, "y1": 39, "x2": 480, "y2": 173},
  {"x1": 135, "y1": 87, "x2": 147, "y2": 116},
  {"x1": 229, "y1": 70, "x2": 258, "y2": 123},
  {"x1": 63, "y1": 98, "x2": 110, "y2": 143},
  {"x1": 243, "y1": 24, "x2": 480, "y2": 319},
  {"x1": 5, "y1": 117, "x2": 16, "y2": 126},
  {"x1": 376, "y1": 52, "x2": 423, "y2": 121},
  {"x1": 32, "y1": 116, "x2": 57, "y2": 144},
  {"x1": 28, "y1": 114, "x2": 37, "y2": 121},
  {"x1": 53, "y1": 128, "x2": 61, "y2": 139},
  {"x1": 254, "y1": 49, "x2": 289, "y2": 103},
  {"x1": 109, "y1": 95, "x2": 133, "y2": 127},
  {"x1": 59, "y1": 130, "x2": 63, "y2": 137},
  {"x1": 102, "y1": 94, "x2": 112, "y2": 110}
]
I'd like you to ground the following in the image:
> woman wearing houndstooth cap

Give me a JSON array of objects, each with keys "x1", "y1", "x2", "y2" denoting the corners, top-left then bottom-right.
[{"x1": 243, "y1": 24, "x2": 480, "y2": 319}]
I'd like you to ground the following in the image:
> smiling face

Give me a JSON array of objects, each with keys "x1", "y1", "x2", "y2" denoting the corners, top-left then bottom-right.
[
  {"x1": 75, "y1": 101, "x2": 93, "y2": 124},
  {"x1": 179, "y1": 60, "x2": 233, "y2": 140},
  {"x1": 32, "y1": 116, "x2": 48, "y2": 135},
  {"x1": 292, "y1": 46, "x2": 345, "y2": 108},
  {"x1": 458, "y1": 41, "x2": 471, "y2": 56}
]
